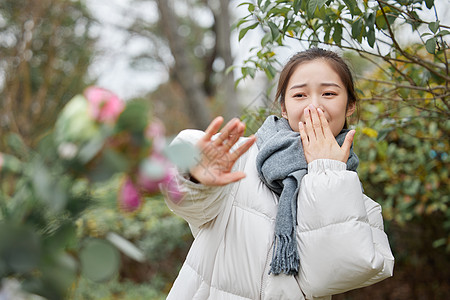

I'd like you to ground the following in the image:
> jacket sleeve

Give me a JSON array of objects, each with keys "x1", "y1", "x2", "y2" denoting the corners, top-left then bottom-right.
[
  {"x1": 295, "y1": 159, "x2": 394, "y2": 299},
  {"x1": 164, "y1": 129, "x2": 228, "y2": 237}
]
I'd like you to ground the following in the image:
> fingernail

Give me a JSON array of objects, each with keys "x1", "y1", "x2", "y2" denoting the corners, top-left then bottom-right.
[
  {"x1": 317, "y1": 108, "x2": 323, "y2": 113},
  {"x1": 304, "y1": 108, "x2": 309, "y2": 116},
  {"x1": 309, "y1": 104, "x2": 315, "y2": 110},
  {"x1": 298, "y1": 122, "x2": 304, "y2": 129}
]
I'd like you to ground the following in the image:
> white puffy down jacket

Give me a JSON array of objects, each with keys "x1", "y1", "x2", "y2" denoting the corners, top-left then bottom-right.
[{"x1": 164, "y1": 129, "x2": 394, "y2": 300}]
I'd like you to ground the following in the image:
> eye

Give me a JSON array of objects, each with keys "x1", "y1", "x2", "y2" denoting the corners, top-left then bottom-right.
[
  {"x1": 293, "y1": 93, "x2": 306, "y2": 98},
  {"x1": 323, "y1": 92, "x2": 337, "y2": 97}
]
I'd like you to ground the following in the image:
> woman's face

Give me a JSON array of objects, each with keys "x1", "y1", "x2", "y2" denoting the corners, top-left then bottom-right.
[{"x1": 281, "y1": 59, "x2": 355, "y2": 137}]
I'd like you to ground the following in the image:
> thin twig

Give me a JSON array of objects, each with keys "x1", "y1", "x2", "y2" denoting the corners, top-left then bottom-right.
[{"x1": 356, "y1": 76, "x2": 447, "y2": 91}]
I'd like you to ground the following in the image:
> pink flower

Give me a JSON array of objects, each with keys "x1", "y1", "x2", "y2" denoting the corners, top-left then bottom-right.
[
  {"x1": 138, "y1": 154, "x2": 184, "y2": 204},
  {"x1": 146, "y1": 119, "x2": 165, "y2": 139},
  {"x1": 138, "y1": 153, "x2": 172, "y2": 194},
  {"x1": 162, "y1": 169, "x2": 184, "y2": 204},
  {"x1": 119, "y1": 177, "x2": 142, "y2": 212},
  {"x1": 138, "y1": 172, "x2": 165, "y2": 194},
  {"x1": 84, "y1": 86, "x2": 125, "y2": 124}
]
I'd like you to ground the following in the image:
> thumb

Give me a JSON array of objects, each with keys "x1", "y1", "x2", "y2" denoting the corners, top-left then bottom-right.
[{"x1": 341, "y1": 130, "x2": 355, "y2": 153}]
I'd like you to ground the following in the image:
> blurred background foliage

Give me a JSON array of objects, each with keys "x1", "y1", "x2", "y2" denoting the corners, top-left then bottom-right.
[
  {"x1": 0, "y1": 0, "x2": 449, "y2": 299},
  {"x1": 0, "y1": 0, "x2": 95, "y2": 151},
  {"x1": 71, "y1": 196, "x2": 192, "y2": 300}
]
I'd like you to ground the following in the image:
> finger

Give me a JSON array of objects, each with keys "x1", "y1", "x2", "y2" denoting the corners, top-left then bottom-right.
[
  {"x1": 203, "y1": 116, "x2": 224, "y2": 142},
  {"x1": 341, "y1": 130, "x2": 356, "y2": 153},
  {"x1": 213, "y1": 118, "x2": 239, "y2": 146},
  {"x1": 298, "y1": 122, "x2": 309, "y2": 146},
  {"x1": 303, "y1": 107, "x2": 316, "y2": 140},
  {"x1": 215, "y1": 171, "x2": 247, "y2": 186},
  {"x1": 230, "y1": 135, "x2": 256, "y2": 162},
  {"x1": 308, "y1": 104, "x2": 323, "y2": 137},
  {"x1": 317, "y1": 108, "x2": 333, "y2": 139},
  {"x1": 223, "y1": 121, "x2": 245, "y2": 150}
]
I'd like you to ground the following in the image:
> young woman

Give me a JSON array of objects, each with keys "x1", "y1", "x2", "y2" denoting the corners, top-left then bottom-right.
[{"x1": 164, "y1": 48, "x2": 394, "y2": 300}]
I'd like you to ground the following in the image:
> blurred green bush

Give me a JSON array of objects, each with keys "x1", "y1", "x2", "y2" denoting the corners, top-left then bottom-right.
[{"x1": 71, "y1": 195, "x2": 192, "y2": 299}]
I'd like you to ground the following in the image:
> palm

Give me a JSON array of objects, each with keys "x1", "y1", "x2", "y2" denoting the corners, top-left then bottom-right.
[
  {"x1": 299, "y1": 106, "x2": 355, "y2": 163},
  {"x1": 190, "y1": 117, "x2": 256, "y2": 186}
]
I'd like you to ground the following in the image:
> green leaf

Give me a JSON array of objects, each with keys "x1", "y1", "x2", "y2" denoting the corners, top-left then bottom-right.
[
  {"x1": 324, "y1": 25, "x2": 331, "y2": 43},
  {"x1": 307, "y1": 0, "x2": 317, "y2": 17},
  {"x1": 428, "y1": 21, "x2": 439, "y2": 34},
  {"x1": 116, "y1": 99, "x2": 150, "y2": 134},
  {"x1": 367, "y1": 28, "x2": 375, "y2": 47},
  {"x1": 265, "y1": 64, "x2": 277, "y2": 80},
  {"x1": 241, "y1": 66, "x2": 248, "y2": 77},
  {"x1": 366, "y1": 11, "x2": 376, "y2": 29},
  {"x1": 317, "y1": 0, "x2": 327, "y2": 9},
  {"x1": 234, "y1": 77, "x2": 244, "y2": 89},
  {"x1": 140, "y1": 158, "x2": 166, "y2": 180},
  {"x1": 343, "y1": 0, "x2": 357, "y2": 15},
  {"x1": 77, "y1": 135, "x2": 105, "y2": 164},
  {"x1": 268, "y1": 21, "x2": 280, "y2": 40},
  {"x1": 0, "y1": 153, "x2": 22, "y2": 174},
  {"x1": 262, "y1": 0, "x2": 276, "y2": 12},
  {"x1": 164, "y1": 141, "x2": 199, "y2": 172},
  {"x1": 332, "y1": 24, "x2": 343, "y2": 45},
  {"x1": 235, "y1": 18, "x2": 249, "y2": 30},
  {"x1": 293, "y1": 0, "x2": 302, "y2": 12},
  {"x1": 432, "y1": 238, "x2": 446, "y2": 248},
  {"x1": 315, "y1": 4, "x2": 327, "y2": 20},
  {"x1": 375, "y1": 13, "x2": 387, "y2": 30},
  {"x1": 54, "y1": 95, "x2": 98, "y2": 145},
  {"x1": 80, "y1": 238, "x2": 120, "y2": 282},
  {"x1": 0, "y1": 224, "x2": 41, "y2": 274},
  {"x1": 248, "y1": 67, "x2": 256, "y2": 78},
  {"x1": 106, "y1": 232, "x2": 145, "y2": 262},
  {"x1": 6, "y1": 133, "x2": 28, "y2": 157},
  {"x1": 237, "y1": 1, "x2": 254, "y2": 8},
  {"x1": 425, "y1": 0, "x2": 434, "y2": 9},
  {"x1": 239, "y1": 22, "x2": 258, "y2": 41},
  {"x1": 352, "y1": 18, "x2": 363, "y2": 39},
  {"x1": 44, "y1": 222, "x2": 77, "y2": 252},
  {"x1": 436, "y1": 30, "x2": 450, "y2": 37},
  {"x1": 32, "y1": 160, "x2": 67, "y2": 212},
  {"x1": 225, "y1": 65, "x2": 236, "y2": 75},
  {"x1": 261, "y1": 32, "x2": 272, "y2": 46},
  {"x1": 425, "y1": 37, "x2": 436, "y2": 54},
  {"x1": 98, "y1": 148, "x2": 129, "y2": 174}
]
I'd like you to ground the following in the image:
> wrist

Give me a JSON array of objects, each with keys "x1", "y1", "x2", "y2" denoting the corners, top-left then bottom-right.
[
  {"x1": 188, "y1": 173, "x2": 200, "y2": 184},
  {"x1": 308, "y1": 159, "x2": 347, "y2": 173}
]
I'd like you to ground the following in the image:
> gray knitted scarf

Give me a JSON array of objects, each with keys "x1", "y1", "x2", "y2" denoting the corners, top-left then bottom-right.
[{"x1": 255, "y1": 115, "x2": 359, "y2": 275}]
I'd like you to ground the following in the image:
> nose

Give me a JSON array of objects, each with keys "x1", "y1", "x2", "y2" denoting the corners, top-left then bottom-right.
[{"x1": 310, "y1": 94, "x2": 321, "y2": 108}]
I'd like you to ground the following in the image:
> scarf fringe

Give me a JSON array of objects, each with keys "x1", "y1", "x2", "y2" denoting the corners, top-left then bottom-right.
[{"x1": 269, "y1": 233, "x2": 300, "y2": 275}]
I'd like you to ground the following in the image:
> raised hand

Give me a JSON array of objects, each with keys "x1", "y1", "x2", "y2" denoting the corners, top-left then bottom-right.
[
  {"x1": 189, "y1": 116, "x2": 256, "y2": 186},
  {"x1": 298, "y1": 104, "x2": 355, "y2": 164}
]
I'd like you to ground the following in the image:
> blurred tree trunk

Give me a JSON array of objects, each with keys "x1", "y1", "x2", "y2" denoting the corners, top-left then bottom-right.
[
  {"x1": 155, "y1": 0, "x2": 212, "y2": 129},
  {"x1": 213, "y1": 0, "x2": 239, "y2": 120},
  {"x1": 128, "y1": 0, "x2": 240, "y2": 130}
]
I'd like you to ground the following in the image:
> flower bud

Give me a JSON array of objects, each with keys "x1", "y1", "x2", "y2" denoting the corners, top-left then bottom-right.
[
  {"x1": 84, "y1": 86, "x2": 125, "y2": 124},
  {"x1": 119, "y1": 177, "x2": 141, "y2": 212},
  {"x1": 162, "y1": 169, "x2": 184, "y2": 204}
]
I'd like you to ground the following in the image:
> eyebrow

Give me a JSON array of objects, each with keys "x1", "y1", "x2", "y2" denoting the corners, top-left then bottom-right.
[{"x1": 289, "y1": 82, "x2": 342, "y2": 90}]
